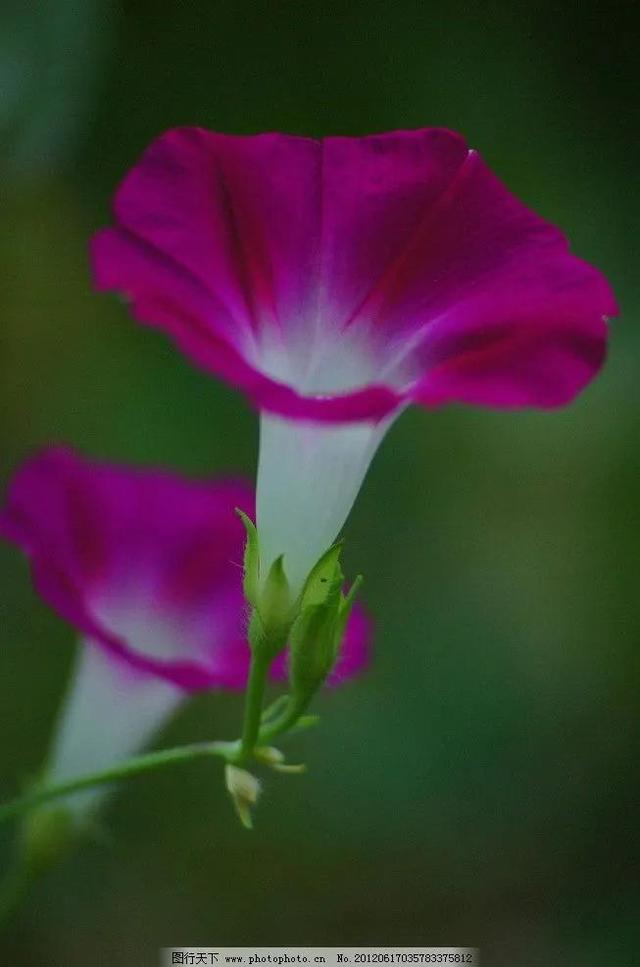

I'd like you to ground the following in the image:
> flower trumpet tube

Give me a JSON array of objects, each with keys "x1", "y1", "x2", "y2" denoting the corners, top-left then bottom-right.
[{"x1": 92, "y1": 127, "x2": 617, "y2": 590}]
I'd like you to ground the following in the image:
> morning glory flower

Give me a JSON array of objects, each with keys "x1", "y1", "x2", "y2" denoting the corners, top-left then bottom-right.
[
  {"x1": 91, "y1": 127, "x2": 617, "y2": 592},
  {"x1": 0, "y1": 447, "x2": 369, "y2": 816}
]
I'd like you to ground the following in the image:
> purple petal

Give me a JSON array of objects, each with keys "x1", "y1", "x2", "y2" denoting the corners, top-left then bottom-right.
[
  {"x1": 0, "y1": 447, "x2": 253, "y2": 691},
  {"x1": 92, "y1": 127, "x2": 616, "y2": 422}
]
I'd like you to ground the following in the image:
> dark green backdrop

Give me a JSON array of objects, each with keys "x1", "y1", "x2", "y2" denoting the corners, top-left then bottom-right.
[{"x1": 1, "y1": 2, "x2": 638, "y2": 964}]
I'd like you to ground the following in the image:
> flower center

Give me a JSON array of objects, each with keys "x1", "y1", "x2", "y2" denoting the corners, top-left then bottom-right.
[{"x1": 257, "y1": 322, "x2": 385, "y2": 395}]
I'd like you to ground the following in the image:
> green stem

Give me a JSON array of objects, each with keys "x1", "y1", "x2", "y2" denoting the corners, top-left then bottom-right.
[
  {"x1": 0, "y1": 740, "x2": 234, "y2": 828},
  {"x1": 0, "y1": 677, "x2": 315, "y2": 833},
  {"x1": 239, "y1": 653, "x2": 270, "y2": 759},
  {"x1": 258, "y1": 694, "x2": 312, "y2": 744},
  {"x1": 260, "y1": 694, "x2": 290, "y2": 725}
]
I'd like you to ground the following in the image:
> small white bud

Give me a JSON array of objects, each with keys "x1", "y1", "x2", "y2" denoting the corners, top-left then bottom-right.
[{"x1": 224, "y1": 765, "x2": 261, "y2": 829}]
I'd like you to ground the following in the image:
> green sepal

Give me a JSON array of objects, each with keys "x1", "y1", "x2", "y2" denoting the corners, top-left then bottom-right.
[
  {"x1": 247, "y1": 608, "x2": 267, "y2": 654},
  {"x1": 261, "y1": 554, "x2": 290, "y2": 616},
  {"x1": 236, "y1": 508, "x2": 260, "y2": 608},
  {"x1": 334, "y1": 574, "x2": 364, "y2": 649},
  {"x1": 298, "y1": 541, "x2": 344, "y2": 609},
  {"x1": 261, "y1": 554, "x2": 294, "y2": 629},
  {"x1": 247, "y1": 608, "x2": 288, "y2": 662},
  {"x1": 289, "y1": 576, "x2": 342, "y2": 698},
  {"x1": 247, "y1": 555, "x2": 295, "y2": 660},
  {"x1": 288, "y1": 606, "x2": 336, "y2": 698},
  {"x1": 290, "y1": 714, "x2": 320, "y2": 733},
  {"x1": 289, "y1": 569, "x2": 364, "y2": 702}
]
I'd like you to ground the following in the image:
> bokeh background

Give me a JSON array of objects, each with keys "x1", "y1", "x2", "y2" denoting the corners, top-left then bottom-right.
[{"x1": 1, "y1": 1, "x2": 638, "y2": 964}]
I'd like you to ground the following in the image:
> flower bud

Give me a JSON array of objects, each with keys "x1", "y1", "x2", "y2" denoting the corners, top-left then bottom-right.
[
  {"x1": 225, "y1": 765, "x2": 261, "y2": 829},
  {"x1": 289, "y1": 600, "x2": 340, "y2": 697},
  {"x1": 288, "y1": 544, "x2": 362, "y2": 701}
]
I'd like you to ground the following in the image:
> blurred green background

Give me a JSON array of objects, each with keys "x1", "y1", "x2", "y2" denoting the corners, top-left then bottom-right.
[{"x1": 1, "y1": 1, "x2": 638, "y2": 964}]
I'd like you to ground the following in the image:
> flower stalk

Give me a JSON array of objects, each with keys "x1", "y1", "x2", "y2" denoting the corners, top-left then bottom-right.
[
  {"x1": 0, "y1": 692, "x2": 323, "y2": 834},
  {"x1": 0, "y1": 741, "x2": 235, "y2": 827},
  {"x1": 239, "y1": 652, "x2": 271, "y2": 759},
  {"x1": 0, "y1": 519, "x2": 364, "y2": 843}
]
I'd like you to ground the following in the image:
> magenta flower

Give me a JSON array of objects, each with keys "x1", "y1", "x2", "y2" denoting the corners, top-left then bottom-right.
[
  {"x1": 92, "y1": 127, "x2": 617, "y2": 591},
  {"x1": 0, "y1": 447, "x2": 369, "y2": 812}
]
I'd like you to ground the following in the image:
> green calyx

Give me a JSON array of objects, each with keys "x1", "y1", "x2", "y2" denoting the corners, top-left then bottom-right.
[
  {"x1": 237, "y1": 511, "x2": 297, "y2": 661},
  {"x1": 231, "y1": 511, "x2": 364, "y2": 827},
  {"x1": 237, "y1": 509, "x2": 260, "y2": 608},
  {"x1": 289, "y1": 543, "x2": 363, "y2": 701},
  {"x1": 236, "y1": 511, "x2": 363, "y2": 691}
]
